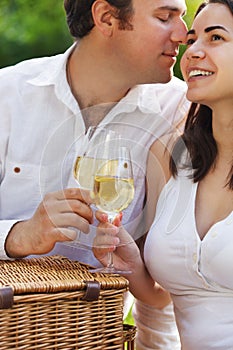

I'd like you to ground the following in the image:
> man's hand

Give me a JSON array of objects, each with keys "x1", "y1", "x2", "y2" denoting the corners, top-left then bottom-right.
[{"x1": 5, "y1": 188, "x2": 93, "y2": 258}]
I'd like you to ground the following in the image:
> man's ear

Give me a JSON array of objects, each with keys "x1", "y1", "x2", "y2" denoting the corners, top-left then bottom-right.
[{"x1": 92, "y1": 0, "x2": 118, "y2": 36}]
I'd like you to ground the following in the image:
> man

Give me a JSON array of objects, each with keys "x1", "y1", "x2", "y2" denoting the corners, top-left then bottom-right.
[{"x1": 0, "y1": 0, "x2": 189, "y2": 348}]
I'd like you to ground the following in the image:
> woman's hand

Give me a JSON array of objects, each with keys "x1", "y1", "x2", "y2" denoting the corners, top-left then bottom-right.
[
  {"x1": 93, "y1": 211, "x2": 141, "y2": 274},
  {"x1": 93, "y1": 211, "x2": 171, "y2": 308}
]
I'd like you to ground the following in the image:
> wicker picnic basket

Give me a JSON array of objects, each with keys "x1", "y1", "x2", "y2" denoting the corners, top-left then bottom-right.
[{"x1": 0, "y1": 255, "x2": 132, "y2": 349}]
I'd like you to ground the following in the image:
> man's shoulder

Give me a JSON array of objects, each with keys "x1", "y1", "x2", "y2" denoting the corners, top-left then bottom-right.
[
  {"x1": 136, "y1": 77, "x2": 188, "y2": 112},
  {"x1": 0, "y1": 52, "x2": 65, "y2": 85},
  {"x1": 0, "y1": 56, "x2": 50, "y2": 76},
  {"x1": 141, "y1": 76, "x2": 187, "y2": 95},
  {"x1": 162, "y1": 76, "x2": 187, "y2": 91}
]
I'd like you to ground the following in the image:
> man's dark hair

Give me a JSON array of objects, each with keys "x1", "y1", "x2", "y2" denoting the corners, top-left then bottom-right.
[{"x1": 64, "y1": 0, "x2": 134, "y2": 39}]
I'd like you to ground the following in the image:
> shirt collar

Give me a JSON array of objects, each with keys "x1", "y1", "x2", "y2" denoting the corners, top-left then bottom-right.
[
  {"x1": 27, "y1": 43, "x2": 161, "y2": 115},
  {"x1": 27, "y1": 44, "x2": 76, "y2": 87},
  {"x1": 28, "y1": 43, "x2": 81, "y2": 114},
  {"x1": 120, "y1": 84, "x2": 161, "y2": 114}
]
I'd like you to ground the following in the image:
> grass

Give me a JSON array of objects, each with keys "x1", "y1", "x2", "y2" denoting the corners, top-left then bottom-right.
[{"x1": 124, "y1": 306, "x2": 135, "y2": 325}]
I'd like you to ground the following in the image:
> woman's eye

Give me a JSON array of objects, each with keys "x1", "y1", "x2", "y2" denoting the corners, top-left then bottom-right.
[
  {"x1": 211, "y1": 34, "x2": 223, "y2": 41},
  {"x1": 186, "y1": 38, "x2": 195, "y2": 46}
]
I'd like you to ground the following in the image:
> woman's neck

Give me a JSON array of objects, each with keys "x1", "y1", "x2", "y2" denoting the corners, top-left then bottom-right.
[{"x1": 211, "y1": 105, "x2": 233, "y2": 159}]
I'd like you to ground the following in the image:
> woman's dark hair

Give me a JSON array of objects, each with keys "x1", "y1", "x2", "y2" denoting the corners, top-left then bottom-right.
[
  {"x1": 64, "y1": 0, "x2": 133, "y2": 39},
  {"x1": 170, "y1": 0, "x2": 233, "y2": 190},
  {"x1": 200, "y1": 0, "x2": 233, "y2": 13}
]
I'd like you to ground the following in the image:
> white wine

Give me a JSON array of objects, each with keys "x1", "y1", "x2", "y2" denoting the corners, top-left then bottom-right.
[
  {"x1": 73, "y1": 156, "x2": 102, "y2": 190},
  {"x1": 73, "y1": 157, "x2": 119, "y2": 190},
  {"x1": 94, "y1": 175, "x2": 134, "y2": 214}
]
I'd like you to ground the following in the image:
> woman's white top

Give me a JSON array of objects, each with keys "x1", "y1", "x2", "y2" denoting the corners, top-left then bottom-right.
[{"x1": 145, "y1": 170, "x2": 233, "y2": 350}]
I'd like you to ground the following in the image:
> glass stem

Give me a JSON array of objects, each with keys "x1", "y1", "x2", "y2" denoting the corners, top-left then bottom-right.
[
  {"x1": 107, "y1": 252, "x2": 114, "y2": 269},
  {"x1": 108, "y1": 214, "x2": 116, "y2": 224},
  {"x1": 106, "y1": 213, "x2": 116, "y2": 269}
]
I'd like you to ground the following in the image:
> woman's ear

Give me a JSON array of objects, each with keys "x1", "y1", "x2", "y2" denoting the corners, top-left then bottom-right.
[{"x1": 92, "y1": 0, "x2": 118, "y2": 36}]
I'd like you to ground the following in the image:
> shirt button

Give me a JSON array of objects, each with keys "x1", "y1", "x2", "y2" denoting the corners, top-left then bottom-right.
[
  {"x1": 14, "y1": 167, "x2": 21, "y2": 173},
  {"x1": 192, "y1": 253, "x2": 197, "y2": 263},
  {"x1": 226, "y1": 219, "x2": 233, "y2": 225}
]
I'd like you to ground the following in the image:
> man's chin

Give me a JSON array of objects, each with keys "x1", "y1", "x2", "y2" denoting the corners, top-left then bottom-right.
[{"x1": 152, "y1": 72, "x2": 173, "y2": 84}]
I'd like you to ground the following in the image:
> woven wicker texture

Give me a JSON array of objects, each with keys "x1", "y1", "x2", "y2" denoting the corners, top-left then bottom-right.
[
  {"x1": 123, "y1": 324, "x2": 136, "y2": 350},
  {"x1": 0, "y1": 255, "x2": 129, "y2": 349}
]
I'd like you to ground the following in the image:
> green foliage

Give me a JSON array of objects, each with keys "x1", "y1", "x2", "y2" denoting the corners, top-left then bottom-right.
[
  {"x1": 174, "y1": 0, "x2": 203, "y2": 79},
  {"x1": 124, "y1": 305, "x2": 135, "y2": 326},
  {"x1": 0, "y1": 0, "x2": 203, "y2": 74},
  {"x1": 0, "y1": 0, "x2": 72, "y2": 68}
]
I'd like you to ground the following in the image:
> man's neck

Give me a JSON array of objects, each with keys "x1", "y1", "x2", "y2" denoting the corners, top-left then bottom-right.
[{"x1": 67, "y1": 41, "x2": 131, "y2": 111}]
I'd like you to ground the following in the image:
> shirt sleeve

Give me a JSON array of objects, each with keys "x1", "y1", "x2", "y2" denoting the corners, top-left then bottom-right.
[
  {"x1": 0, "y1": 78, "x2": 16, "y2": 260},
  {"x1": 0, "y1": 220, "x2": 17, "y2": 260},
  {"x1": 133, "y1": 300, "x2": 181, "y2": 350}
]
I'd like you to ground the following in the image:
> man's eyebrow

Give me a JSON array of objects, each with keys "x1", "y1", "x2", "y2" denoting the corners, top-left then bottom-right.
[
  {"x1": 205, "y1": 25, "x2": 229, "y2": 33},
  {"x1": 157, "y1": 6, "x2": 187, "y2": 16}
]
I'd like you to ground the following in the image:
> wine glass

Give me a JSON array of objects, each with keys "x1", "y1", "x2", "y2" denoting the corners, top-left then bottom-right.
[
  {"x1": 71, "y1": 126, "x2": 103, "y2": 248},
  {"x1": 89, "y1": 132, "x2": 135, "y2": 274},
  {"x1": 73, "y1": 126, "x2": 98, "y2": 191},
  {"x1": 72, "y1": 126, "x2": 122, "y2": 248}
]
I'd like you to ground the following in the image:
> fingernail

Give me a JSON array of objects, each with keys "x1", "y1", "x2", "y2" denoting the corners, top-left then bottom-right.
[{"x1": 101, "y1": 213, "x2": 108, "y2": 222}]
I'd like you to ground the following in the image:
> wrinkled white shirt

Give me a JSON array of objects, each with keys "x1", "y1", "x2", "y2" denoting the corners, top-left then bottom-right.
[
  {"x1": 0, "y1": 45, "x2": 189, "y2": 350},
  {"x1": 0, "y1": 45, "x2": 189, "y2": 262}
]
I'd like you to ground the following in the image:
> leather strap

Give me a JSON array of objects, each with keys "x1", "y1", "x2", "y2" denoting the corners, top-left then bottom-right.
[
  {"x1": 0, "y1": 286, "x2": 14, "y2": 309},
  {"x1": 82, "y1": 281, "x2": 100, "y2": 302}
]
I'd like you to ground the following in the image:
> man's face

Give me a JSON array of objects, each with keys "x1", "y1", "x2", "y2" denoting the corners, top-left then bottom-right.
[{"x1": 111, "y1": 0, "x2": 187, "y2": 85}]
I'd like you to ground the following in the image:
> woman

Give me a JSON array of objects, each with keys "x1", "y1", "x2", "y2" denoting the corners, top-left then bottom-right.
[{"x1": 94, "y1": 1, "x2": 233, "y2": 349}]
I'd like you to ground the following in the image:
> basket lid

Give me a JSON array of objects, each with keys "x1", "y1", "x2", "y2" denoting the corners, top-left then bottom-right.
[{"x1": 0, "y1": 255, "x2": 128, "y2": 295}]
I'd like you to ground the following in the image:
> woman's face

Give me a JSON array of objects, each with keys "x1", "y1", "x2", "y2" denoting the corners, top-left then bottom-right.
[{"x1": 181, "y1": 3, "x2": 233, "y2": 107}]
